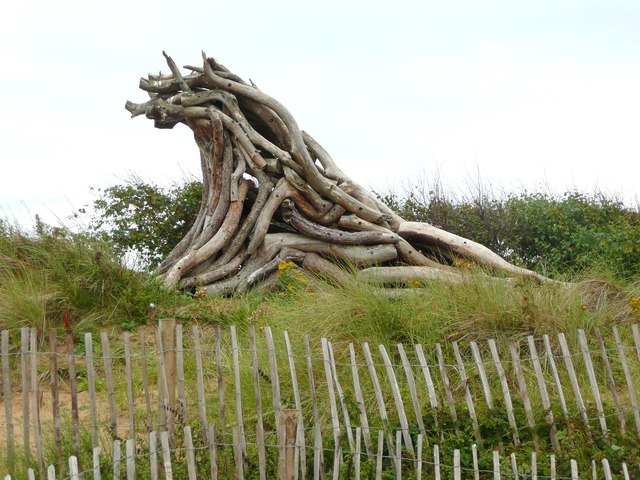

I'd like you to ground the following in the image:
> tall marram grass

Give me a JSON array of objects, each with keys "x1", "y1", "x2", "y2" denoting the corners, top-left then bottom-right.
[
  {"x1": 0, "y1": 219, "x2": 180, "y2": 332},
  {"x1": 171, "y1": 263, "x2": 639, "y2": 350}
]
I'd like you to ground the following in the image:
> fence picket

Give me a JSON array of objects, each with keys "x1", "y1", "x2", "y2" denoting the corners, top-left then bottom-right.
[
  {"x1": 622, "y1": 462, "x2": 630, "y2": 480},
  {"x1": 184, "y1": 426, "x2": 196, "y2": 480},
  {"x1": 113, "y1": 439, "x2": 121, "y2": 480},
  {"x1": 395, "y1": 430, "x2": 402, "y2": 479},
  {"x1": 160, "y1": 431, "x2": 173, "y2": 480},
  {"x1": 527, "y1": 335, "x2": 560, "y2": 451},
  {"x1": 124, "y1": 332, "x2": 136, "y2": 438},
  {"x1": 264, "y1": 326, "x2": 284, "y2": 475},
  {"x1": 510, "y1": 452, "x2": 518, "y2": 479},
  {"x1": 594, "y1": 327, "x2": 626, "y2": 433},
  {"x1": 602, "y1": 458, "x2": 613, "y2": 480},
  {"x1": 453, "y1": 449, "x2": 461, "y2": 480},
  {"x1": 398, "y1": 343, "x2": 427, "y2": 440},
  {"x1": 208, "y1": 424, "x2": 218, "y2": 480},
  {"x1": 362, "y1": 342, "x2": 396, "y2": 466},
  {"x1": 328, "y1": 341, "x2": 355, "y2": 454},
  {"x1": 472, "y1": 444, "x2": 479, "y2": 480},
  {"x1": 355, "y1": 427, "x2": 362, "y2": 480},
  {"x1": 215, "y1": 326, "x2": 227, "y2": 441},
  {"x1": 192, "y1": 325, "x2": 209, "y2": 439},
  {"x1": 543, "y1": 334, "x2": 569, "y2": 421},
  {"x1": 452, "y1": 341, "x2": 480, "y2": 442},
  {"x1": 126, "y1": 438, "x2": 136, "y2": 480},
  {"x1": 321, "y1": 338, "x2": 341, "y2": 455},
  {"x1": 379, "y1": 344, "x2": 414, "y2": 455},
  {"x1": 93, "y1": 446, "x2": 101, "y2": 480},
  {"x1": 249, "y1": 326, "x2": 267, "y2": 480},
  {"x1": 558, "y1": 332, "x2": 591, "y2": 433},
  {"x1": 139, "y1": 329, "x2": 153, "y2": 432},
  {"x1": 416, "y1": 434, "x2": 422, "y2": 480},
  {"x1": 29, "y1": 328, "x2": 44, "y2": 477},
  {"x1": 230, "y1": 325, "x2": 246, "y2": 458},
  {"x1": 304, "y1": 335, "x2": 325, "y2": 480},
  {"x1": 508, "y1": 341, "x2": 537, "y2": 446},
  {"x1": 155, "y1": 327, "x2": 173, "y2": 440},
  {"x1": 470, "y1": 341, "x2": 494, "y2": 410},
  {"x1": 284, "y1": 331, "x2": 306, "y2": 478},
  {"x1": 415, "y1": 343, "x2": 440, "y2": 436},
  {"x1": 531, "y1": 452, "x2": 537, "y2": 480},
  {"x1": 100, "y1": 332, "x2": 117, "y2": 439},
  {"x1": 2, "y1": 330, "x2": 15, "y2": 476},
  {"x1": 375, "y1": 430, "x2": 383, "y2": 480},
  {"x1": 85, "y1": 332, "x2": 99, "y2": 448},
  {"x1": 488, "y1": 338, "x2": 519, "y2": 445},
  {"x1": 436, "y1": 343, "x2": 457, "y2": 424},
  {"x1": 578, "y1": 329, "x2": 608, "y2": 437},
  {"x1": 69, "y1": 456, "x2": 79, "y2": 480},
  {"x1": 613, "y1": 326, "x2": 640, "y2": 437},
  {"x1": 349, "y1": 343, "x2": 372, "y2": 457},
  {"x1": 20, "y1": 327, "x2": 30, "y2": 469},
  {"x1": 175, "y1": 324, "x2": 187, "y2": 425},
  {"x1": 149, "y1": 432, "x2": 158, "y2": 480}
]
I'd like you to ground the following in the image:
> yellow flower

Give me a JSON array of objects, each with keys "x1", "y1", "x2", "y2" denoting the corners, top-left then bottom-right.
[
  {"x1": 278, "y1": 261, "x2": 295, "y2": 271},
  {"x1": 631, "y1": 297, "x2": 640, "y2": 317}
]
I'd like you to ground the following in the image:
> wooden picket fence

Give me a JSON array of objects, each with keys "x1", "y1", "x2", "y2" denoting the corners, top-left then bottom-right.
[
  {"x1": 10, "y1": 432, "x2": 635, "y2": 480},
  {"x1": 2, "y1": 320, "x2": 640, "y2": 478}
]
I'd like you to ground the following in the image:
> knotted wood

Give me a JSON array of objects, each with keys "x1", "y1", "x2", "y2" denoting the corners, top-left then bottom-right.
[{"x1": 126, "y1": 51, "x2": 548, "y2": 294}]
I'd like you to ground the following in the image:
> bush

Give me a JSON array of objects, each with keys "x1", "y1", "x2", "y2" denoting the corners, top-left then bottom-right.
[
  {"x1": 379, "y1": 185, "x2": 640, "y2": 278},
  {"x1": 84, "y1": 177, "x2": 202, "y2": 269}
]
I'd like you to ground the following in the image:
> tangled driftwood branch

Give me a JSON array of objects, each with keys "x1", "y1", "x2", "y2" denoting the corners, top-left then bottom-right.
[{"x1": 126, "y1": 52, "x2": 548, "y2": 294}]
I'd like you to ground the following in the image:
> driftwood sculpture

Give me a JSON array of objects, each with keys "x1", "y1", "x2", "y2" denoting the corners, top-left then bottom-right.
[{"x1": 126, "y1": 52, "x2": 547, "y2": 295}]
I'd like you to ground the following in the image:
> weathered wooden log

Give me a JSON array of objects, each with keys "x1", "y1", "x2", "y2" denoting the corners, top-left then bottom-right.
[{"x1": 126, "y1": 52, "x2": 550, "y2": 294}]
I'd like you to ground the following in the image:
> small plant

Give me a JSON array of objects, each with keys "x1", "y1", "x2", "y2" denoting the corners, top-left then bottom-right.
[{"x1": 276, "y1": 261, "x2": 308, "y2": 292}]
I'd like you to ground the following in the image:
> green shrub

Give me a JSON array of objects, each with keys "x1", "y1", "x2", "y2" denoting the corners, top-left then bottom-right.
[
  {"x1": 379, "y1": 186, "x2": 640, "y2": 278},
  {"x1": 84, "y1": 176, "x2": 202, "y2": 268}
]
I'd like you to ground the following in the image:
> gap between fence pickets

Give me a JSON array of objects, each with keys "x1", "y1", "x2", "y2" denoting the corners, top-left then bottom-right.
[{"x1": 3, "y1": 322, "x2": 640, "y2": 478}]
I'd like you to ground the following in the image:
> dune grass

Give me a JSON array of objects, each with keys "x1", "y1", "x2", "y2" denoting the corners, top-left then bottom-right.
[{"x1": 0, "y1": 220, "x2": 180, "y2": 334}]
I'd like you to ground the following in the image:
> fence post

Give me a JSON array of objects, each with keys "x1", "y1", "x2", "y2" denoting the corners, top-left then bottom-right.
[
  {"x1": 279, "y1": 409, "x2": 300, "y2": 480},
  {"x1": 159, "y1": 318, "x2": 177, "y2": 415},
  {"x1": 20, "y1": 327, "x2": 31, "y2": 470},
  {"x1": 2, "y1": 330, "x2": 15, "y2": 477}
]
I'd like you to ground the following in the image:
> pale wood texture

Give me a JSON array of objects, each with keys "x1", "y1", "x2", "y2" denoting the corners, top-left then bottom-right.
[{"x1": 126, "y1": 51, "x2": 550, "y2": 295}]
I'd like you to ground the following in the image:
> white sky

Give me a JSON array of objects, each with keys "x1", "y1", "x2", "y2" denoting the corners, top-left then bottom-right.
[{"x1": 1, "y1": 0, "x2": 639, "y2": 227}]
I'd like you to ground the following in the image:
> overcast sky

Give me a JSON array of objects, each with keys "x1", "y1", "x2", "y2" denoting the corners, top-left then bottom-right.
[{"x1": 2, "y1": 0, "x2": 639, "y2": 227}]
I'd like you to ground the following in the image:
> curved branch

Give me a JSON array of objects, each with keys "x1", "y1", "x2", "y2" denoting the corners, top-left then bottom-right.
[
  {"x1": 201, "y1": 53, "x2": 390, "y2": 224},
  {"x1": 163, "y1": 180, "x2": 251, "y2": 287},
  {"x1": 398, "y1": 221, "x2": 548, "y2": 282},
  {"x1": 281, "y1": 200, "x2": 399, "y2": 246}
]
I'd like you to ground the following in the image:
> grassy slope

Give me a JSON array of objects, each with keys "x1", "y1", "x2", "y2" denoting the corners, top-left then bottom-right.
[{"x1": 1, "y1": 221, "x2": 640, "y2": 477}]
